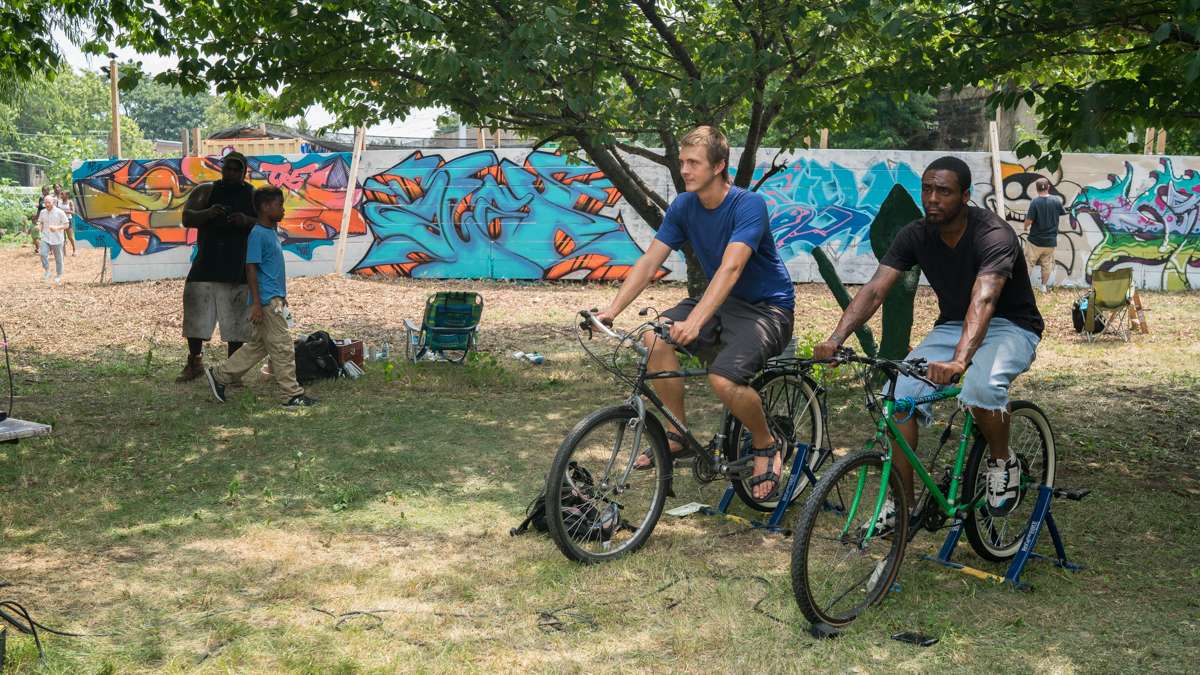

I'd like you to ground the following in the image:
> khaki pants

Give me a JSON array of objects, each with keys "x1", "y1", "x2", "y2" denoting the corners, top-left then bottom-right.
[
  {"x1": 1025, "y1": 243, "x2": 1056, "y2": 286},
  {"x1": 214, "y1": 297, "x2": 303, "y2": 402}
]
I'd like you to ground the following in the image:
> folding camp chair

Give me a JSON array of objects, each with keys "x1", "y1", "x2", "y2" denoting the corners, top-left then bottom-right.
[
  {"x1": 1081, "y1": 268, "x2": 1134, "y2": 343},
  {"x1": 404, "y1": 292, "x2": 484, "y2": 363}
]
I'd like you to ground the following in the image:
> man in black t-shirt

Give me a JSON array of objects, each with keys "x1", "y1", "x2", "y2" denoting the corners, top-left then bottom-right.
[
  {"x1": 814, "y1": 156, "x2": 1043, "y2": 519},
  {"x1": 176, "y1": 152, "x2": 258, "y2": 383},
  {"x1": 1023, "y1": 178, "x2": 1067, "y2": 292}
]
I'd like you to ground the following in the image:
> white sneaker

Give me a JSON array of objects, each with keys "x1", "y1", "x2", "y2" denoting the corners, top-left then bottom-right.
[
  {"x1": 986, "y1": 452, "x2": 1021, "y2": 515},
  {"x1": 857, "y1": 498, "x2": 897, "y2": 538},
  {"x1": 43, "y1": 270, "x2": 51, "y2": 281},
  {"x1": 1039, "y1": 285, "x2": 1048, "y2": 293},
  {"x1": 53, "y1": 276, "x2": 62, "y2": 284}
]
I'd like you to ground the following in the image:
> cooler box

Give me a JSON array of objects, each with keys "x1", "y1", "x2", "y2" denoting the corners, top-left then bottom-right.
[{"x1": 334, "y1": 339, "x2": 364, "y2": 368}]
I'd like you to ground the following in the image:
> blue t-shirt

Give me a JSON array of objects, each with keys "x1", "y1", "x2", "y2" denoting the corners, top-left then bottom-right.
[
  {"x1": 245, "y1": 224, "x2": 286, "y2": 305},
  {"x1": 655, "y1": 186, "x2": 794, "y2": 310}
]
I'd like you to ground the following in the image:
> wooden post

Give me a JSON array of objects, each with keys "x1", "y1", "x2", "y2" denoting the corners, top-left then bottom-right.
[
  {"x1": 819, "y1": 128, "x2": 829, "y2": 149},
  {"x1": 181, "y1": 128, "x2": 190, "y2": 156},
  {"x1": 494, "y1": 129, "x2": 502, "y2": 148},
  {"x1": 1155, "y1": 129, "x2": 1167, "y2": 155},
  {"x1": 108, "y1": 55, "x2": 121, "y2": 158},
  {"x1": 989, "y1": 120, "x2": 1005, "y2": 220},
  {"x1": 333, "y1": 126, "x2": 367, "y2": 275},
  {"x1": 192, "y1": 128, "x2": 202, "y2": 157},
  {"x1": 477, "y1": 127, "x2": 486, "y2": 149},
  {"x1": 1144, "y1": 128, "x2": 1156, "y2": 155}
]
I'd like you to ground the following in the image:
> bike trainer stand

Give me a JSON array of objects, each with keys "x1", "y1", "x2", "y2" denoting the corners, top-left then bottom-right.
[
  {"x1": 696, "y1": 441, "x2": 822, "y2": 535},
  {"x1": 921, "y1": 484, "x2": 1089, "y2": 589}
]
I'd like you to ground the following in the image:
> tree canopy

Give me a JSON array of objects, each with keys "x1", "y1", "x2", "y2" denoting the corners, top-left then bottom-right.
[{"x1": 890, "y1": 0, "x2": 1200, "y2": 163}]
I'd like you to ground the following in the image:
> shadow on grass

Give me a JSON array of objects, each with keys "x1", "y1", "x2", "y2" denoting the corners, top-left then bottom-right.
[{"x1": 0, "y1": 346, "x2": 615, "y2": 550}]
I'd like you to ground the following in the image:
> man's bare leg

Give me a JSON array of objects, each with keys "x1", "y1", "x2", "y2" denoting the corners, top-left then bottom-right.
[
  {"x1": 632, "y1": 334, "x2": 686, "y2": 467},
  {"x1": 894, "y1": 417, "x2": 919, "y2": 505},
  {"x1": 709, "y1": 374, "x2": 779, "y2": 499},
  {"x1": 971, "y1": 407, "x2": 1011, "y2": 461}
]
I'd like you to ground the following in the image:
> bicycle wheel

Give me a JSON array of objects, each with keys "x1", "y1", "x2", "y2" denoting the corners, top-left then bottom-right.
[
  {"x1": 727, "y1": 372, "x2": 824, "y2": 511},
  {"x1": 791, "y1": 449, "x2": 908, "y2": 628},
  {"x1": 962, "y1": 400, "x2": 1056, "y2": 562},
  {"x1": 545, "y1": 405, "x2": 670, "y2": 563}
]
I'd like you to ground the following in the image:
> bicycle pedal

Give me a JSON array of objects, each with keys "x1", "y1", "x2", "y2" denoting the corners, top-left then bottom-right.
[{"x1": 724, "y1": 456, "x2": 755, "y2": 480}]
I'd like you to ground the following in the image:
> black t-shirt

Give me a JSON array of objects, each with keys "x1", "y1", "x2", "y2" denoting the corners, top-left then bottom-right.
[
  {"x1": 879, "y1": 206, "x2": 1044, "y2": 338},
  {"x1": 186, "y1": 180, "x2": 256, "y2": 284},
  {"x1": 1026, "y1": 195, "x2": 1066, "y2": 247}
]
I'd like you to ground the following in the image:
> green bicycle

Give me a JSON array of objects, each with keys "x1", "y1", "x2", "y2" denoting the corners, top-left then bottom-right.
[{"x1": 790, "y1": 348, "x2": 1055, "y2": 628}]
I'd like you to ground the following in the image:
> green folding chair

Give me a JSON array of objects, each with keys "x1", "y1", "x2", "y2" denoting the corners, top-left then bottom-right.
[
  {"x1": 404, "y1": 292, "x2": 484, "y2": 363},
  {"x1": 1082, "y1": 268, "x2": 1134, "y2": 343}
]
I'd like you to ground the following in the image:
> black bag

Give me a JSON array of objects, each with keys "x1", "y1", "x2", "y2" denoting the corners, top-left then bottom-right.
[
  {"x1": 294, "y1": 331, "x2": 341, "y2": 384},
  {"x1": 509, "y1": 462, "x2": 621, "y2": 542},
  {"x1": 1071, "y1": 296, "x2": 1105, "y2": 334}
]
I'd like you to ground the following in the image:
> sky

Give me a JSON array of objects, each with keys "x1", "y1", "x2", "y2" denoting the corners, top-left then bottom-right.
[{"x1": 56, "y1": 32, "x2": 444, "y2": 139}]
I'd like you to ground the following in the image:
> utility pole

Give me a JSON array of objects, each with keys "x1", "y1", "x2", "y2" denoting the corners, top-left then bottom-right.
[{"x1": 107, "y1": 53, "x2": 121, "y2": 158}]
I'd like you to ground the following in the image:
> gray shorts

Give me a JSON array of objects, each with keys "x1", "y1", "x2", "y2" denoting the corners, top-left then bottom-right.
[
  {"x1": 661, "y1": 296, "x2": 794, "y2": 385},
  {"x1": 895, "y1": 318, "x2": 1040, "y2": 425},
  {"x1": 182, "y1": 281, "x2": 252, "y2": 342}
]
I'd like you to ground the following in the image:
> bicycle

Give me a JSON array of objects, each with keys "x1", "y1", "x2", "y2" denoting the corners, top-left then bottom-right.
[
  {"x1": 789, "y1": 348, "x2": 1055, "y2": 628},
  {"x1": 543, "y1": 309, "x2": 830, "y2": 563}
]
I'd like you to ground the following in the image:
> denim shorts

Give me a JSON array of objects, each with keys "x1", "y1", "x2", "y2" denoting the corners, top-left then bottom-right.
[{"x1": 894, "y1": 318, "x2": 1040, "y2": 426}]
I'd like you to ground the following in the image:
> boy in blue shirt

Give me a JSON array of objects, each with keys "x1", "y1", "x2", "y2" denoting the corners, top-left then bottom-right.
[
  {"x1": 595, "y1": 126, "x2": 794, "y2": 501},
  {"x1": 205, "y1": 186, "x2": 318, "y2": 407}
]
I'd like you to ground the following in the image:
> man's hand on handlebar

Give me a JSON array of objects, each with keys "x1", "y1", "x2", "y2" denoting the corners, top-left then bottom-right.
[
  {"x1": 811, "y1": 339, "x2": 842, "y2": 361},
  {"x1": 927, "y1": 360, "x2": 967, "y2": 386},
  {"x1": 667, "y1": 318, "x2": 699, "y2": 347},
  {"x1": 594, "y1": 308, "x2": 616, "y2": 328}
]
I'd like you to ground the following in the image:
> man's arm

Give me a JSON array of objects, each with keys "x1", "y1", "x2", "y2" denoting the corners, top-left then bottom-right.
[
  {"x1": 666, "y1": 242, "x2": 752, "y2": 346},
  {"x1": 927, "y1": 273, "x2": 1006, "y2": 384},
  {"x1": 599, "y1": 239, "x2": 673, "y2": 321},
  {"x1": 812, "y1": 265, "x2": 903, "y2": 359},
  {"x1": 182, "y1": 183, "x2": 230, "y2": 229}
]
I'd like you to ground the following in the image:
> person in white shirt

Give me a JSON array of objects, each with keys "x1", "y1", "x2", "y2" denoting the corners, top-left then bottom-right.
[
  {"x1": 36, "y1": 196, "x2": 69, "y2": 283},
  {"x1": 57, "y1": 188, "x2": 76, "y2": 255}
]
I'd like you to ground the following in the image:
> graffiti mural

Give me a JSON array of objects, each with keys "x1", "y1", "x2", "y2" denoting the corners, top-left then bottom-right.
[
  {"x1": 73, "y1": 153, "x2": 364, "y2": 262},
  {"x1": 71, "y1": 147, "x2": 1200, "y2": 291},
  {"x1": 1070, "y1": 158, "x2": 1200, "y2": 291},
  {"x1": 351, "y1": 150, "x2": 658, "y2": 280},
  {"x1": 749, "y1": 158, "x2": 921, "y2": 261},
  {"x1": 981, "y1": 160, "x2": 1091, "y2": 286}
]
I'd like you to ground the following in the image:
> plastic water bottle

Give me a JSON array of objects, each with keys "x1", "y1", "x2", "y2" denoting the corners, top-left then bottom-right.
[{"x1": 512, "y1": 351, "x2": 545, "y2": 365}]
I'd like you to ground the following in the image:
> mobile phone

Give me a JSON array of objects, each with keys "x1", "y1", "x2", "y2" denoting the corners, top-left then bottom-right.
[{"x1": 891, "y1": 631, "x2": 938, "y2": 647}]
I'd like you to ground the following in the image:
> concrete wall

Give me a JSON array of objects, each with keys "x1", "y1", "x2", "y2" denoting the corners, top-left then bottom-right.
[{"x1": 72, "y1": 148, "x2": 1200, "y2": 290}]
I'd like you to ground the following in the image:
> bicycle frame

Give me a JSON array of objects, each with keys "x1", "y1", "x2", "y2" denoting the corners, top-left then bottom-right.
[
  {"x1": 858, "y1": 374, "x2": 977, "y2": 540},
  {"x1": 578, "y1": 310, "x2": 807, "y2": 485}
]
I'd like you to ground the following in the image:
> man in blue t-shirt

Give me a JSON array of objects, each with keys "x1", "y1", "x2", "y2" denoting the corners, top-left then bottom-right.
[
  {"x1": 595, "y1": 126, "x2": 795, "y2": 501},
  {"x1": 204, "y1": 186, "x2": 318, "y2": 408}
]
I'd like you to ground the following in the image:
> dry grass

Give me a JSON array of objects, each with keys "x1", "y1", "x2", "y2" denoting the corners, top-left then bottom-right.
[{"x1": 1, "y1": 243, "x2": 1198, "y2": 673}]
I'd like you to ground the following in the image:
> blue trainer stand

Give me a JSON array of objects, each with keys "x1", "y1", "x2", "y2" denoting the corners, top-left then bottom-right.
[
  {"x1": 923, "y1": 484, "x2": 1089, "y2": 589},
  {"x1": 700, "y1": 440, "x2": 822, "y2": 535}
]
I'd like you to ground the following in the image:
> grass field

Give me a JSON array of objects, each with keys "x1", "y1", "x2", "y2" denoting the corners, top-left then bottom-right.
[{"x1": 1, "y1": 245, "x2": 1198, "y2": 673}]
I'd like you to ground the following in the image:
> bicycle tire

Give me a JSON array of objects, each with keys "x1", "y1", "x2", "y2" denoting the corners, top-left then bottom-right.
[
  {"x1": 726, "y1": 371, "x2": 825, "y2": 511},
  {"x1": 791, "y1": 449, "x2": 909, "y2": 628},
  {"x1": 545, "y1": 405, "x2": 670, "y2": 564},
  {"x1": 962, "y1": 400, "x2": 1057, "y2": 562}
]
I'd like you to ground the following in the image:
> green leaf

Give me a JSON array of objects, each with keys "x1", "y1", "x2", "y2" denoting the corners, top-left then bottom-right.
[{"x1": 1151, "y1": 21, "x2": 1173, "y2": 44}]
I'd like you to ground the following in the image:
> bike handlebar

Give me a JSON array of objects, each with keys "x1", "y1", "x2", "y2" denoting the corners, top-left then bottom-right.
[
  {"x1": 826, "y1": 347, "x2": 961, "y2": 387},
  {"x1": 578, "y1": 309, "x2": 694, "y2": 358}
]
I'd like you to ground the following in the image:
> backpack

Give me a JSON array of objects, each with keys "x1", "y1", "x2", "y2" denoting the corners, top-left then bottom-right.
[
  {"x1": 509, "y1": 462, "x2": 621, "y2": 542},
  {"x1": 294, "y1": 331, "x2": 341, "y2": 383},
  {"x1": 1071, "y1": 296, "x2": 1105, "y2": 334}
]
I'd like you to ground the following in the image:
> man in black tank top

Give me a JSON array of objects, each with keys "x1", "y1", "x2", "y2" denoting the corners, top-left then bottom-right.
[{"x1": 176, "y1": 152, "x2": 259, "y2": 382}]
